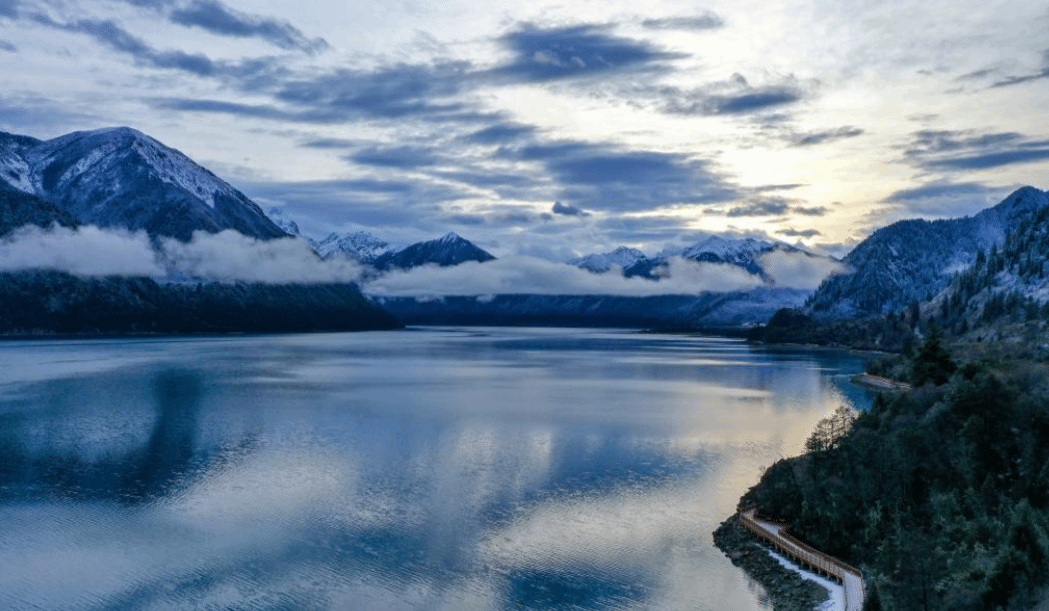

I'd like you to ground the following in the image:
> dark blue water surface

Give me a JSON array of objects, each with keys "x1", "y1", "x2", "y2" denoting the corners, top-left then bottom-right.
[{"x1": 0, "y1": 327, "x2": 873, "y2": 610}]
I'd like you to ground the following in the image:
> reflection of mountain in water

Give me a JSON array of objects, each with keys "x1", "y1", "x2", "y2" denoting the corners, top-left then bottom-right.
[
  {"x1": 122, "y1": 370, "x2": 201, "y2": 502},
  {"x1": 0, "y1": 332, "x2": 871, "y2": 610},
  {"x1": 0, "y1": 368, "x2": 255, "y2": 505}
]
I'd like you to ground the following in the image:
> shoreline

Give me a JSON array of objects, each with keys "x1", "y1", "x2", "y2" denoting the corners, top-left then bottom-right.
[
  {"x1": 766, "y1": 550, "x2": 844, "y2": 611},
  {"x1": 713, "y1": 518, "x2": 829, "y2": 611}
]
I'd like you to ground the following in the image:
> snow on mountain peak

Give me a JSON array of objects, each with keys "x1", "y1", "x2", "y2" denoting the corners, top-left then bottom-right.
[
  {"x1": 26, "y1": 127, "x2": 239, "y2": 208},
  {"x1": 681, "y1": 235, "x2": 774, "y2": 260},
  {"x1": 266, "y1": 207, "x2": 301, "y2": 236},
  {"x1": 439, "y1": 232, "x2": 463, "y2": 243},
  {"x1": 570, "y1": 246, "x2": 648, "y2": 273},
  {"x1": 316, "y1": 229, "x2": 391, "y2": 263}
]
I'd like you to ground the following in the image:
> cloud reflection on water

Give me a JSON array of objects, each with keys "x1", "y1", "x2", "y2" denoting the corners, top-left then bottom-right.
[{"x1": 0, "y1": 329, "x2": 872, "y2": 610}]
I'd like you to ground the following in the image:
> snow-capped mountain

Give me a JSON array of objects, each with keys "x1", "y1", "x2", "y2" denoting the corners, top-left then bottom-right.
[
  {"x1": 681, "y1": 236, "x2": 776, "y2": 264},
  {"x1": 266, "y1": 207, "x2": 302, "y2": 237},
  {"x1": 808, "y1": 186, "x2": 1049, "y2": 319},
  {"x1": 0, "y1": 131, "x2": 38, "y2": 194},
  {"x1": 0, "y1": 127, "x2": 286, "y2": 241},
  {"x1": 374, "y1": 232, "x2": 496, "y2": 270},
  {"x1": 622, "y1": 235, "x2": 815, "y2": 281},
  {"x1": 570, "y1": 246, "x2": 648, "y2": 273},
  {"x1": 315, "y1": 230, "x2": 391, "y2": 263}
]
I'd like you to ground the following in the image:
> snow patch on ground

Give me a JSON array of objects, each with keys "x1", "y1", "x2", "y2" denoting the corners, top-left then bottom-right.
[{"x1": 764, "y1": 547, "x2": 845, "y2": 611}]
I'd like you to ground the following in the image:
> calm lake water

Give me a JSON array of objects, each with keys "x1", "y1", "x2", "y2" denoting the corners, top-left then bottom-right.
[{"x1": 0, "y1": 327, "x2": 873, "y2": 611}]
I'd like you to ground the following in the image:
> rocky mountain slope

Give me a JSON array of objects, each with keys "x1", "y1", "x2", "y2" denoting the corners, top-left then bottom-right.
[
  {"x1": 315, "y1": 230, "x2": 391, "y2": 263},
  {"x1": 807, "y1": 186, "x2": 1049, "y2": 320},
  {"x1": 0, "y1": 126, "x2": 400, "y2": 335},
  {"x1": 0, "y1": 127, "x2": 286, "y2": 241},
  {"x1": 569, "y1": 246, "x2": 648, "y2": 273},
  {"x1": 373, "y1": 232, "x2": 495, "y2": 270}
]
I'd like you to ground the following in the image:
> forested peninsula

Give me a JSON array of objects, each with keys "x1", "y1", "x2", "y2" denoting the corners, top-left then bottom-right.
[{"x1": 720, "y1": 334, "x2": 1049, "y2": 610}]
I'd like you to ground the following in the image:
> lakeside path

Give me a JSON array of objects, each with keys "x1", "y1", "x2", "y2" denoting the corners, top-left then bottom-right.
[{"x1": 738, "y1": 509, "x2": 865, "y2": 611}]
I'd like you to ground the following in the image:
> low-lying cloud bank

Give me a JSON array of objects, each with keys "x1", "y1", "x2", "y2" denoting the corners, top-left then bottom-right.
[
  {"x1": 0, "y1": 226, "x2": 846, "y2": 296},
  {"x1": 757, "y1": 250, "x2": 847, "y2": 290},
  {"x1": 0, "y1": 226, "x2": 362, "y2": 283},
  {"x1": 159, "y1": 230, "x2": 362, "y2": 284},
  {"x1": 364, "y1": 256, "x2": 763, "y2": 297},
  {"x1": 0, "y1": 225, "x2": 164, "y2": 277}
]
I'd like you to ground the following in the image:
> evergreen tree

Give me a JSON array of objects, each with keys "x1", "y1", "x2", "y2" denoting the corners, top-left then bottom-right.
[{"x1": 911, "y1": 325, "x2": 956, "y2": 386}]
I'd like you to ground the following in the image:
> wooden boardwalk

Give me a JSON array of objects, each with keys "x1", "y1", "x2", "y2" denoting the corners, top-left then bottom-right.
[{"x1": 738, "y1": 509, "x2": 865, "y2": 611}]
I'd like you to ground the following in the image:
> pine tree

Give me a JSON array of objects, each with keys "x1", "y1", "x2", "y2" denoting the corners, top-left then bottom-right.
[{"x1": 911, "y1": 325, "x2": 956, "y2": 386}]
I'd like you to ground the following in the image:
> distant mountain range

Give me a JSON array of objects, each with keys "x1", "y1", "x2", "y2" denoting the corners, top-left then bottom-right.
[
  {"x1": 569, "y1": 246, "x2": 648, "y2": 273},
  {"x1": 7, "y1": 125, "x2": 1049, "y2": 336},
  {"x1": 572, "y1": 236, "x2": 825, "y2": 283},
  {"x1": 264, "y1": 204, "x2": 840, "y2": 327}
]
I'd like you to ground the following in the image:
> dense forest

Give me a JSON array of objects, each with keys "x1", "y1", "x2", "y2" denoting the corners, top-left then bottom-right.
[
  {"x1": 0, "y1": 270, "x2": 401, "y2": 334},
  {"x1": 740, "y1": 336, "x2": 1049, "y2": 610}
]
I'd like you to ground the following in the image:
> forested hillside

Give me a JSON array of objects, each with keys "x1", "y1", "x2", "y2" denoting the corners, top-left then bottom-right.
[
  {"x1": 740, "y1": 341, "x2": 1049, "y2": 610},
  {"x1": 0, "y1": 271, "x2": 401, "y2": 334},
  {"x1": 806, "y1": 187, "x2": 1048, "y2": 320}
]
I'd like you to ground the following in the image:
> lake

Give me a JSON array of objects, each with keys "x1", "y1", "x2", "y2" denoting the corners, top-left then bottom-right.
[{"x1": 0, "y1": 327, "x2": 873, "y2": 610}]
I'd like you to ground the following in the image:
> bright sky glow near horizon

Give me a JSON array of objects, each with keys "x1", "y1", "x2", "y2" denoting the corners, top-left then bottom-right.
[{"x1": 2, "y1": 0, "x2": 1048, "y2": 259}]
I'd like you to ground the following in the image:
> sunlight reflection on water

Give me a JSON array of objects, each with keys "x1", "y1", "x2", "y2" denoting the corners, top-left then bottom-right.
[{"x1": 0, "y1": 327, "x2": 872, "y2": 610}]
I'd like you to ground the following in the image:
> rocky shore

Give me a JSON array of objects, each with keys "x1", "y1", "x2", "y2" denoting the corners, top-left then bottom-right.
[{"x1": 713, "y1": 517, "x2": 829, "y2": 611}]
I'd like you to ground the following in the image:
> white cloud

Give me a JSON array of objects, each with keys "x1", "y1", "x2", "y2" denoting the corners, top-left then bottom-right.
[
  {"x1": 0, "y1": 225, "x2": 162, "y2": 277},
  {"x1": 757, "y1": 250, "x2": 846, "y2": 290},
  {"x1": 363, "y1": 255, "x2": 762, "y2": 297},
  {"x1": 159, "y1": 230, "x2": 363, "y2": 284}
]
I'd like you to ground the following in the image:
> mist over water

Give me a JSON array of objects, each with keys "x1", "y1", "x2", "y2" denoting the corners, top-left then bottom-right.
[{"x1": 0, "y1": 328, "x2": 872, "y2": 610}]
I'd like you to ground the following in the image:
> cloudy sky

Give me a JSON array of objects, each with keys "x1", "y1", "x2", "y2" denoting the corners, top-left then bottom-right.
[{"x1": 2, "y1": 0, "x2": 1048, "y2": 259}]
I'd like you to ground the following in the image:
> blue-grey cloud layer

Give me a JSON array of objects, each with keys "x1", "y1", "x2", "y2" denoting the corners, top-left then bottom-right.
[
  {"x1": 904, "y1": 129, "x2": 1049, "y2": 171},
  {"x1": 641, "y1": 12, "x2": 724, "y2": 30},
  {"x1": 490, "y1": 23, "x2": 683, "y2": 83},
  {"x1": 170, "y1": 0, "x2": 329, "y2": 54}
]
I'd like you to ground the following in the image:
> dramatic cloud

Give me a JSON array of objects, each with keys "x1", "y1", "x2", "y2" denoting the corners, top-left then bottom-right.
[
  {"x1": 641, "y1": 12, "x2": 724, "y2": 30},
  {"x1": 170, "y1": 0, "x2": 330, "y2": 54},
  {"x1": 32, "y1": 16, "x2": 218, "y2": 76},
  {"x1": 661, "y1": 74, "x2": 807, "y2": 116},
  {"x1": 0, "y1": 225, "x2": 162, "y2": 277},
  {"x1": 992, "y1": 50, "x2": 1049, "y2": 88},
  {"x1": 364, "y1": 256, "x2": 762, "y2": 298},
  {"x1": 491, "y1": 23, "x2": 682, "y2": 83},
  {"x1": 779, "y1": 228, "x2": 822, "y2": 238},
  {"x1": 757, "y1": 250, "x2": 846, "y2": 290},
  {"x1": 903, "y1": 129, "x2": 1049, "y2": 172},
  {"x1": 159, "y1": 230, "x2": 362, "y2": 284},
  {"x1": 881, "y1": 181, "x2": 1006, "y2": 218},
  {"x1": 793, "y1": 205, "x2": 830, "y2": 216},
  {"x1": 347, "y1": 145, "x2": 440, "y2": 169},
  {"x1": 725, "y1": 200, "x2": 791, "y2": 217},
  {"x1": 462, "y1": 123, "x2": 536, "y2": 145},
  {"x1": 513, "y1": 140, "x2": 735, "y2": 211},
  {"x1": 0, "y1": 0, "x2": 17, "y2": 18},
  {"x1": 271, "y1": 62, "x2": 481, "y2": 123},
  {"x1": 551, "y1": 201, "x2": 587, "y2": 216},
  {"x1": 789, "y1": 126, "x2": 864, "y2": 146}
]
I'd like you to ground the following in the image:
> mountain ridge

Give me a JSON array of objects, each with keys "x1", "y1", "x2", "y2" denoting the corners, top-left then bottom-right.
[
  {"x1": 0, "y1": 127, "x2": 287, "y2": 241},
  {"x1": 373, "y1": 232, "x2": 496, "y2": 270},
  {"x1": 807, "y1": 186, "x2": 1049, "y2": 320}
]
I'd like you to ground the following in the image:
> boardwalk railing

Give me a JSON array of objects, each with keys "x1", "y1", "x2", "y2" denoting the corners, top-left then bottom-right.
[{"x1": 737, "y1": 508, "x2": 866, "y2": 611}]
